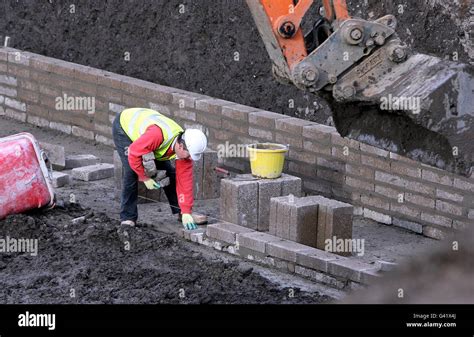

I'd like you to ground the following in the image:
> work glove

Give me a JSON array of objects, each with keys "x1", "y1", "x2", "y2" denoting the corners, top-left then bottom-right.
[
  {"x1": 181, "y1": 213, "x2": 197, "y2": 230},
  {"x1": 144, "y1": 179, "x2": 160, "y2": 190}
]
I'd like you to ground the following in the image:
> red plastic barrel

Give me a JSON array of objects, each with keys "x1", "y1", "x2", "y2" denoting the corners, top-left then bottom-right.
[{"x1": 0, "y1": 132, "x2": 55, "y2": 219}]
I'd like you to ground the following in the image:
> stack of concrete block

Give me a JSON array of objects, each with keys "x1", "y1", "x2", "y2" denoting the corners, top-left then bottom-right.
[
  {"x1": 269, "y1": 195, "x2": 353, "y2": 255},
  {"x1": 220, "y1": 174, "x2": 302, "y2": 231}
]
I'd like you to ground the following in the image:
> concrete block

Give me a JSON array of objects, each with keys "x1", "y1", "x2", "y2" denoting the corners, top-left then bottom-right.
[
  {"x1": 193, "y1": 153, "x2": 204, "y2": 199},
  {"x1": 360, "y1": 269, "x2": 382, "y2": 285},
  {"x1": 280, "y1": 174, "x2": 302, "y2": 196},
  {"x1": 258, "y1": 179, "x2": 283, "y2": 232},
  {"x1": 296, "y1": 247, "x2": 341, "y2": 273},
  {"x1": 5, "y1": 108, "x2": 26, "y2": 122},
  {"x1": 295, "y1": 265, "x2": 346, "y2": 289},
  {"x1": 142, "y1": 152, "x2": 155, "y2": 162},
  {"x1": 289, "y1": 197, "x2": 319, "y2": 247},
  {"x1": 363, "y1": 208, "x2": 392, "y2": 225},
  {"x1": 40, "y1": 142, "x2": 66, "y2": 170},
  {"x1": 376, "y1": 260, "x2": 398, "y2": 272},
  {"x1": 50, "y1": 121, "x2": 72, "y2": 135},
  {"x1": 0, "y1": 85, "x2": 17, "y2": 97},
  {"x1": 5, "y1": 97, "x2": 26, "y2": 111},
  {"x1": 328, "y1": 258, "x2": 377, "y2": 282},
  {"x1": 271, "y1": 196, "x2": 292, "y2": 239},
  {"x1": 180, "y1": 228, "x2": 206, "y2": 242},
  {"x1": 202, "y1": 149, "x2": 220, "y2": 199},
  {"x1": 142, "y1": 153, "x2": 157, "y2": 177},
  {"x1": 113, "y1": 151, "x2": 123, "y2": 200},
  {"x1": 72, "y1": 126, "x2": 95, "y2": 140},
  {"x1": 220, "y1": 179, "x2": 259, "y2": 230},
  {"x1": 392, "y1": 217, "x2": 423, "y2": 234},
  {"x1": 72, "y1": 163, "x2": 114, "y2": 182},
  {"x1": 51, "y1": 171, "x2": 70, "y2": 188},
  {"x1": 206, "y1": 222, "x2": 255, "y2": 244},
  {"x1": 266, "y1": 239, "x2": 310, "y2": 262},
  {"x1": 422, "y1": 225, "x2": 449, "y2": 240},
  {"x1": 236, "y1": 231, "x2": 282, "y2": 254},
  {"x1": 66, "y1": 154, "x2": 100, "y2": 169},
  {"x1": 190, "y1": 229, "x2": 206, "y2": 243},
  {"x1": 316, "y1": 196, "x2": 353, "y2": 255}
]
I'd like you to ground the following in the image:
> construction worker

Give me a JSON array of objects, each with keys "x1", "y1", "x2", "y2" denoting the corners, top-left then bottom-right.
[{"x1": 112, "y1": 107, "x2": 207, "y2": 230}]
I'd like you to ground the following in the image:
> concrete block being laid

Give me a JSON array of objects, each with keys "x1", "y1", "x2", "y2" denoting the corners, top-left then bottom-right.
[
  {"x1": 72, "y1": 163, "x2": 114, "y2": 181},
  {"x1": 51, "y1": 171, "x2": 70, "y2": 188},
  {"x1": 193, "y1": 151, "x2": 204, "y2": 200},
  {"x1": 202, "y1": 149, "x2": 220, "y2": 199},
  {"x1": 193, "y1": 149, "x2": 221, "y2": 200},
  {"x1": 114, "y1": 150, "x2": 169, "y2": 203},
  {"x1": 143, "y1": 159, "x2": 157, "y2": 178},
  {"x1": 40, "y1": 142, "x2": 66, "y2": 170},
  {"x1": 66, "y1": 154, "x2": 100, "y2": 169}
]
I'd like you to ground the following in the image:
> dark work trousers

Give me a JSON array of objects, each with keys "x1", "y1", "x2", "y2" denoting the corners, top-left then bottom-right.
[{"x1": 112, "y1": 115, "x2": 180, "y2": 222}]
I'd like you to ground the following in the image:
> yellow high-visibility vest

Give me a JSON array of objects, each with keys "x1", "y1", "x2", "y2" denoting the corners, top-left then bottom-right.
[{"x1": 120, "y1": 108, "x2": 183, "y2": 161}]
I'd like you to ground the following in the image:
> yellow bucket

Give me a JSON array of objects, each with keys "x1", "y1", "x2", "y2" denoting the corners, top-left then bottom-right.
[{"x1": 247, "y1": 143, "x2": 288, "y2": 179}]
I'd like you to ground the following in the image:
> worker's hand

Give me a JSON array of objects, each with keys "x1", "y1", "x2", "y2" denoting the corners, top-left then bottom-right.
[
  {"x1": 181, "y1": 213, "x2": 197, "y2": 230},
  {"x1": 144, "y1": 179, "x2": 160, "y2": 190}
]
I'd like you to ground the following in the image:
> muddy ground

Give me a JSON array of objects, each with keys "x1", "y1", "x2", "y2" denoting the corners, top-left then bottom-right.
[
  {"x1": 0, "y1": 204, "x2": 331, "y2": 304},
  {"x1": 0, "y1": 0, "x2": 472, "y2": 123},
  {"x1": 0, "y1": 116, "x2": 344, "y2": 304},
  {"x1": 0, "y1": 115, "x2": 443, "y2": 303}
]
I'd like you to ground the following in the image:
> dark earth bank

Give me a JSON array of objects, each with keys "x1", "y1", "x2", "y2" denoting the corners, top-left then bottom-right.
[{"x1": 1, "y1": 0, "x2": 471, "y2": 123}]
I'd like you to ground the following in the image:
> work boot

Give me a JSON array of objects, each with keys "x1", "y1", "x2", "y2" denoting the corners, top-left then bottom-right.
[
  {"x1": 177, "y1": 214, "x2": 208, "y2": 225},
  {"x1": 120, "y1": 220, "x2": 136, "y2": 227}
]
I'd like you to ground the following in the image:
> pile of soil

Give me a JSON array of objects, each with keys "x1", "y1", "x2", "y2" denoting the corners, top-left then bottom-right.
[{"x1": 0, "y1": 202, "x2": 330, "y2": 304}]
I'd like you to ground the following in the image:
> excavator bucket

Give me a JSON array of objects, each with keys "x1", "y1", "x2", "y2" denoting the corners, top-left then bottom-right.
[
  {"x1": 246, "y1": 0, "x2": 473, "y2": 176},
  {"x1": 332, "y1": 51, "x2": 474, "y2": 176}
]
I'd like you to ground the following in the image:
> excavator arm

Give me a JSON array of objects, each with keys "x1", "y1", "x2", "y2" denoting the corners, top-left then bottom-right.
[{"x1": 246, "y1": 0, "x2": 473, "y2": 176}]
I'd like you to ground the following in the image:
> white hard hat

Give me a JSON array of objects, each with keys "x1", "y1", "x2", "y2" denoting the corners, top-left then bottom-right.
[{"x1": 182, "y1": 129, "x2": 207, "y2": 161}]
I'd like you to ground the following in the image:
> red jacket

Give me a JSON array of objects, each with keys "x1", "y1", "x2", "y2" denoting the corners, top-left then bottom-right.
[{"x1": 127, "y1": 125, "x2": 193, "y2": 214}]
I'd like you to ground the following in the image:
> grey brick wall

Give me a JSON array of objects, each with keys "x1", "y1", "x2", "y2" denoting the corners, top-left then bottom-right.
[{"x1": 1, "y1": 47, "x2": 472, "y2": 239}]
